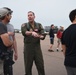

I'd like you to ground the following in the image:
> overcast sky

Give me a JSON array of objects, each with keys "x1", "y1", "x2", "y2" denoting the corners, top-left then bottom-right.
[{"x1": 0, "y1": 0, "x2": 76, "y2": 29}]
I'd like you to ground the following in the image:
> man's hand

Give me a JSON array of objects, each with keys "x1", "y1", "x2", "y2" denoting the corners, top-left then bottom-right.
[
  {"x1": 62, "y1": 45, "x2": 66, "y2": 56},
  {"x1": 39, "y1": 35, "x2": 44, "y2": 39},
  {"x1": 14, "y1": 53, "x2": 18, "y2": 61},
  {"x1": 32, "y1": 32, "x2": 39, "y2": 38}
]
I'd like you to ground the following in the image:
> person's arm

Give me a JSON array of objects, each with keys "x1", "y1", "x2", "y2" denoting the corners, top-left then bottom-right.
[
  {"x1": 21, "y1": 23, "x2": 32, "y2": 36},
  {"x1": 57, "y1": 30, "x2": 60, "y2": 38},
  {"x1": 1, "y1": 33, "x2": 13, "y2": 47},
  {"x1": 21, "y1": 23, "x2": 39, "y2": 37},
  {"x1": 61, "y1": 31, "x2": 66, "y2": 56},
  {"x1": 13, "y1": 36, "x2": 18, "y2": 60},
  {"x1": 0, "y1": 23, "x2": 13, "y2": 47},
  {"x1": 8, "y1": 32, "x2": 14, "y2": 36},
  {"x1": 62, "y1": 45, "x2": 66, "y2": 56},
  {"x1": 39, "y1": 23, "x2": 46, "y2": 40}
]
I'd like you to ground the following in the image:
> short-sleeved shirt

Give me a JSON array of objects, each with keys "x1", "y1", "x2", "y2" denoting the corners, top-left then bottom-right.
[
  {"x1": 7, "y1": 23, "x2": 14, "y2": 41},
  {"x1": 49, "y1": 28, "x2": 54, "y2": 38},
  {"x1": 61, "y1": 24, "x2": 76, "y2": 68},
  {"x1": 0, "y1": 22, "x2": 8, "y2": 52}
]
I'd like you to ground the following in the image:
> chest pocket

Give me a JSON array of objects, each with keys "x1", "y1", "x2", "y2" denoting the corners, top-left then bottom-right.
[
  {"x1": 26, "y1": 23, "x2": 40, "y2": 32},
  {"x1": 24, "y1": 23, "x2": 40, "y2": 43}
]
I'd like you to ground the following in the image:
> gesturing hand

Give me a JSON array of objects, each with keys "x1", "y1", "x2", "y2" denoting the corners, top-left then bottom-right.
[{"x1": 32, "y1": 32, "x2": 39, "y2": 38}]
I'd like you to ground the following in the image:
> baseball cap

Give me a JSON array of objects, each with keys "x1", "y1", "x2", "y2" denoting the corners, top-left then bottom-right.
[
  {"x1": 3, "y1": 7, "x2": 13, "y2": 14},
  {"x1": 0, "y1": 8, "x2": 9, "y2": 18}
]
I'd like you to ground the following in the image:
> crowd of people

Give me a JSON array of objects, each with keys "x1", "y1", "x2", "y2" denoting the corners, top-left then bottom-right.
[
  {"x1": 0, "y1": 7, "x2": 76, "y2": 75},
  {"x1": 48, "y1": 25, "x2": 64, "y2": 52}
]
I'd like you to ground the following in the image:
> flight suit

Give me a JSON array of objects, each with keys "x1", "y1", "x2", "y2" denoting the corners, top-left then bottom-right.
[{"x1": 21, "y1": 22, "x2": 45, "y2": 75}]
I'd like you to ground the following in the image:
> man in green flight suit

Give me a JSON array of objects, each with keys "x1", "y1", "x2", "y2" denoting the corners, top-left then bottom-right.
[{"x1": 21, "y1": 11, "x2": 46, "y2": 75}]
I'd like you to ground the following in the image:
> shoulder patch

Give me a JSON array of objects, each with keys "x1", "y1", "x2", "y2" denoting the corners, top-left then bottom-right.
[{"x1": 21, "y1": 24, "x2": 25, "y2": 27}]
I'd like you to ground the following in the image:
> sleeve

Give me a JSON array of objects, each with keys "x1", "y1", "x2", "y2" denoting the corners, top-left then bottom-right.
[
  {"x1": 21, "y1": 23, "x2": 27, "y2": 36},
  {"x1": 39, "y1": 23, "x2": 46, "y2": 40},
  {"x1": 0, "y1": 24, "x2": 7, "y2": 35},
  {"x1": 7, "y1": 24, "x2": 14, "y2": 32},
  {"x1": 7, "y1": 24, "x2": 15, "y2": 36},
  {"x1": 39, "y1": 23, "x2": 44, "y2": 34}
]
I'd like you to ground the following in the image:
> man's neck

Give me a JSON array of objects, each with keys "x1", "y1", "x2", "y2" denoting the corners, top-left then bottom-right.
[
  {"x1": 29, "y1": 21, "x2": 34, "y2": 25},
  {"x1": 72, "y1": 22, "x2": 76, "y2": 24},
  {"x1": 2, "y1": 20, "x2": 8, "y2": 25},
  {"x1": 72, "y1": 19, "x2": 76, "y2": 24}
]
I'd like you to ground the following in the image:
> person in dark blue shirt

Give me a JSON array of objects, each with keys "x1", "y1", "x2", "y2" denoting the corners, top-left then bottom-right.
[{"x1": 48, "y1": 24, "x2": 55, "y2": 52}]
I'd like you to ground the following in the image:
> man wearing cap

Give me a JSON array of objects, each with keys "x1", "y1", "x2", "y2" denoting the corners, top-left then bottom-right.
[
  {"x1": 2, "y1": 7, "x2": 18, "y2": 75},
  {"x1": 0, "y1": 8, "x2": 13, "y2": 75}
]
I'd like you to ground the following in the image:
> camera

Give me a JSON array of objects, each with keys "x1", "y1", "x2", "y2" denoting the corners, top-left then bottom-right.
[{"x1": 0, "y1": 51, "x2": 15, "y2": 65}]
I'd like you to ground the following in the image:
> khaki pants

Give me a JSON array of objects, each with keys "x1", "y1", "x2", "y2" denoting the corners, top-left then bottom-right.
[{"x1": 0, "y1": 60, "x2": 4, "y2": 75}]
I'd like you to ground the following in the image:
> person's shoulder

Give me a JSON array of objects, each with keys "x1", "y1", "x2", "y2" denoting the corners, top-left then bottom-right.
[
  {"x1": 0, "y1": 22, "x2": 6, "y2": 29},
  {"x1": 50, "y1": 28, "x2": 52, "y2": 30},
  {"x1": 21, "y1": 23, "x2": 27, "y2": 28},
  {"x1": 7, "y1": 23, "x2": 12, "y2": 25},
  {"x1": 36, "y1": 22, "x2": 42, "y2": 25},
  {"x1": 64, "y1": 25, "x2": 72, "y2": 32},
  {"x1": 36, "y1": 22, "x2": 43, "y2": 28},
  {"x1": 0, "y1": 22, "x2": 4, "y2": 26},
  {"x1": 7, "y1": 23, "x2": 14, "y2": 27}
]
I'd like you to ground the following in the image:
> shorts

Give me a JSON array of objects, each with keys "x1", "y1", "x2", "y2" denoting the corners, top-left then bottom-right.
[
  {"x1": 57, "y1": 38, "x2": 61, "y2": 43},
  {"x1": 50, "y1": 37, "x2": 54, "y2": 44}
]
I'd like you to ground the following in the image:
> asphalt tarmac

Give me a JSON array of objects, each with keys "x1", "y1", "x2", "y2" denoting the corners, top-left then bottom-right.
[{"x1": 13, "y1": 33, "x2": 67, "y2": 75}]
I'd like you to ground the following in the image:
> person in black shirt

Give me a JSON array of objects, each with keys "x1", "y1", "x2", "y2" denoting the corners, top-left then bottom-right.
[
  {"x1": 3, "y1": 7, "x2": 18, "y2": 75},
  {"x1": 0, "y1": 21, "x2": 8, "y2": 75},
  {"x1": 48, "y1": 24, "x2": 55, "y2": 52},
  {"x1": 61, "y1": 9, "x2": 76, "y2": 75},
  {"x1": 0, "y1": 8, "x2": 13, "y2": 75}
]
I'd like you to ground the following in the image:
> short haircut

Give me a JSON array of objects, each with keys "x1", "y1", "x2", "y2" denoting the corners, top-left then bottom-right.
[
  {"x1": 51, "y1": 24, "x2": 54, "y2": 27},
  {"x1": 28, "y1": 11, "x2": 35, "y2": 16},
  {"x1": 69, "y1": 9, "x2": 76, "y2": 22}
]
